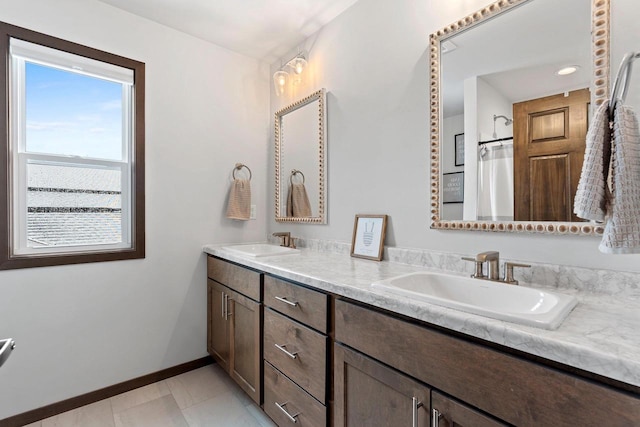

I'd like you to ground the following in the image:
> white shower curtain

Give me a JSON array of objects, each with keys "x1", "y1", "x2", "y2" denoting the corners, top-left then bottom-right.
[{"x1": 477, "y1": 141, "x2": 514, "y2": 221}]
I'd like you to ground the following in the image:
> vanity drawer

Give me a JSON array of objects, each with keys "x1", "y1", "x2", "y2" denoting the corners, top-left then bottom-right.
[
  {"x1": 264, "y1": 275, "x2": 328, "y2": 333},
  {"x1": 264, "y1": 308, "x2": 327, "y2": 403},
  {"x1": 207, "y1": 256, "x2": 261, "y2": 301},
  {"x1": 264, "y1": 361, "x2": 326, "y2": 427}
]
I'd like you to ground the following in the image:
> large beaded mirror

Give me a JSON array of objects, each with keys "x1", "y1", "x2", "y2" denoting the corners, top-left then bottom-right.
[{"x1": 430, "y1": 0, "x2": 610, "y2": 235}]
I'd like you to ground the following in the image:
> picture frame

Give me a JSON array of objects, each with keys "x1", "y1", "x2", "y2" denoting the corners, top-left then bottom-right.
[
  {"x1": 454, "y1": 133, "x2": 465, "y2": 166},
  {"x1": 350, "y1": 214, "x2": 388, "y2": 261},
  {"x1": 442, "y1": 172, "x2": 464, "y2": 203}
]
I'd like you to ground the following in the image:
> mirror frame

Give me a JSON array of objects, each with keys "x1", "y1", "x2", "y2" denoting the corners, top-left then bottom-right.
[
  {"x1": 275, "y1": 88, "x2": 327, "y2": 224},
  {"x1": 429, "y1": 0, "x2": 610, "y2": 235}
]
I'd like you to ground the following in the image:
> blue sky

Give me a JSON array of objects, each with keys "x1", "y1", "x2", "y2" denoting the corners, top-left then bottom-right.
[{"x1": 25, "y1": 62, "x2": 124, "y2": 161}]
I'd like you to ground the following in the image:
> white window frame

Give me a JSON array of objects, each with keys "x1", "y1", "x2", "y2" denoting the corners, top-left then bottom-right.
[{"x1": 9, "y1": 38, "x2": 135, "y2": 256}]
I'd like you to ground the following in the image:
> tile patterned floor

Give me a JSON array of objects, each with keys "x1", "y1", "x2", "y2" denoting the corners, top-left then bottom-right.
[{"x1": 23, "y1": 364, "x2": 277, "y2": 427}]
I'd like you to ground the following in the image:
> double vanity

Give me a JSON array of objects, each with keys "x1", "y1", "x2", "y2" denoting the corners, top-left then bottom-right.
[{"x1": 203, "y1": 243, "x2": 640, "y2": 426}]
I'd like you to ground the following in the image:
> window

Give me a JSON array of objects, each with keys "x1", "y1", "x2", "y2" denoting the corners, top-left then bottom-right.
[{"x1": 0, "y1": 22, "x2": 145, "y2": 269}]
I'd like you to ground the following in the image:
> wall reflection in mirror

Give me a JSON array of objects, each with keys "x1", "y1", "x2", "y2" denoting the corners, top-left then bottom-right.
[
  {"x1": 612, "y1": 0, "x2": 640, "y2": 115},
  {"x1": 438, "y1": 0, "x2": 595, "y2": 225},
  {"x1": 275, "y1": 89, "x2": 326, "y2": 224}
]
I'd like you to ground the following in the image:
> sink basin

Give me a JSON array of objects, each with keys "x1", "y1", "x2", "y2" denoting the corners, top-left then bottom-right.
[
  {"x1": 222, "y1": 244, "x2": 300, "y2": 257},
  {"x1": 372, "y1": 272, "x2": 577, "y2": 330}
]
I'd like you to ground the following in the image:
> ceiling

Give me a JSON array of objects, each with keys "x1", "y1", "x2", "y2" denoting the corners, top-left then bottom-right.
[
  {"x1": 97, "y1": 0, "x2": 360, "y2": 63},
  {"x1": 441, "y1": 0, "x2": 591, "y2": 117}
]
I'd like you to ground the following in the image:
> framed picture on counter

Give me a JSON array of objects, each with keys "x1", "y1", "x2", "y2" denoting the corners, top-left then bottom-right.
[{"x1": 350, "y1": 214, "x2": 387, "y2": 261}]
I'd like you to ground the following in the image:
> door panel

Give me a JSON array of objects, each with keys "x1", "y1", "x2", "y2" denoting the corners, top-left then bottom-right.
[
  {"x1": 334, "y1": 343, "x2": 430, "y2": 427},
  {"x1": 529, "y1": 154, "x2": 571, "y2": 221},
  {"x1": 513, "y1": 88, "x2": 589, "y2": 221},
  {"x1": 229, "y1": 289, "x2": 261, "y2": 404},
  {"x1": 207, "y1": 279, "x2": 229, "y2": 372},
  {"x1": 432, "y1": 391, "x2": 507, "y2": 427}
]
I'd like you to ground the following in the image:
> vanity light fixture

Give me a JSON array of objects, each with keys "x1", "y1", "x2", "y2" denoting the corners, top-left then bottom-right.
[
  {"x1": 287, "y1": 53, "x2": 307, "y2": 75},
  {"x1": 273, "y1": 68, "x2": 289, "y2": 97},
  {"x1": 556, "y1": 65, "x2": 580, "y2": 76},
  {"x1": 273, "y1": 52, "x2": 308, "y2": 95}
]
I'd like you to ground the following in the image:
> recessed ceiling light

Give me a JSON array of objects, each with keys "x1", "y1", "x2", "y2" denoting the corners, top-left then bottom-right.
[{"x1": 556, "y1": 66, "x2": 579, "y2": 76}]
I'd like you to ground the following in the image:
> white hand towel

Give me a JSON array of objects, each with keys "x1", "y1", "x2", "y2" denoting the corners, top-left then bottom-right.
[
  {"x1": 574, "y1": 101, "x2": 612, "y2": 222},
  {"x1": 600, "y1": 104, "x2": 640, "y2": 253},
  {"x1": 226, "y1": 179, "x2": 251, "y2": 220}
]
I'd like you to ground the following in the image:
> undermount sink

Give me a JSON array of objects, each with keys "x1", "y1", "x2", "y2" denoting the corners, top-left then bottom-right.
[
  {"x1": 222, "y1": 243, "x2": 300, "y2": 257},
  {"x1": 371, "y1": 272, "x2": 577, "y2": 330}
]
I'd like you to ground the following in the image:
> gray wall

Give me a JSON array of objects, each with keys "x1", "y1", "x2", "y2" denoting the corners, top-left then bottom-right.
[
  {"x1": 269, "y1": 0, "x2": 640, "y2": 273},
  {"x1": 0, "y1": 0, "x2": 269, "y2": 419}
]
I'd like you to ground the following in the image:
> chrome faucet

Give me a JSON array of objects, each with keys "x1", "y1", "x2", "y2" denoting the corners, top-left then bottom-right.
[
  {"x1": 273, "y1": 232, "x2": 296, "y2": 248},
  {"x1": 462, "y1": 251, "x2": 530, "y2": 285}
]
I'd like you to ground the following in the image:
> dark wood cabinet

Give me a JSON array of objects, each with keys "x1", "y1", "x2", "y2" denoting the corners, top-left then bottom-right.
[
  {"x1": 228, "y1": 287, "x2": 261, "y2": 404},
  {"x1": 263, "y1": 275, "x2": 330, "y2": 427},
  {"x1": 263, "y1": 308, "x2": 327, "y2": 403},
  {"x1": 207, "y1": 279, "x2": 230, "y2": 371},
  {"x1": 431, "y1": 391, "x2": 507, "y2": 427},
  {"x1": 206, "y1": 257, "x2": 640, "y2": 427},
  {"x1": 334, "y1": 299, "x2": 640, "y2": 427},
  {"x1": 264, "y1": 361, "x2": 327, "y2": 427},
  {"x1": 334, "y1": 343, "x2": 430, "y2": 427},
  {"x1": 206, "y1": 257, "x2": 262, "y2": 404}
]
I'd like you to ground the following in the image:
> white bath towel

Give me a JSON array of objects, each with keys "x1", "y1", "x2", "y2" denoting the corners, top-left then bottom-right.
[
  {"x1": 226, "y1": 179, "x2": 251, "y2": 220},
  {"x1": 600, "y1": 104, "x2": 640, "y2": 253},
  {"x1": 574, "y1": 101, "x2": 612, "y2": 222}
]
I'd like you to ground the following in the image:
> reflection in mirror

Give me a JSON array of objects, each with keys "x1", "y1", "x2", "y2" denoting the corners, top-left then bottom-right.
[
  {"x1": 431, "y1": 0, "x2": 609, "y2": 235},
  {"x1": 611, "y1": 0, "x2": 640, "y2": 114},
  {"x1": 275, "y1": 89, "x2": 326, "y2": 224}
]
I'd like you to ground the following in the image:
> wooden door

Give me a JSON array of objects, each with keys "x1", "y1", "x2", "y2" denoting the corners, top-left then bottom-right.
[
  {"x1": 513, "y1": 88, "x2": 590, "y2": 221},
  {"x1": 334, "y1": 343, "x2": 430, "y2": 427},
  {"x1": 228, "y1": 287, "x2": 262, "y2": 404},
  {"x1": 432, "y1": 391, "x2": 507, "y2": 427},
  {"x1": 207, "y1": 279, "x2": 230, "y2": 372}
]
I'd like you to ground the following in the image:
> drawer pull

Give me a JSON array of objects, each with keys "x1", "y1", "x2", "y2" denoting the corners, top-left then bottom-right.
[
  {"x1": 275, "y1": 296, "x2": 299, "y2": 307},
  {"x1": 431, "y1": 408, "x2": 443, "y2": 427},
  {"x1": 412, "y1": 397, "x2": 424, "y2": 427},
  {"x1": 275, "y1": 343, "x2": 298, "y2": 359},
  {"x1": 221, "y1": 292, "x2": 226, "y2": 319},
  {"x1": 275, "y1": 401, "x2": 299, "y2": 423}
]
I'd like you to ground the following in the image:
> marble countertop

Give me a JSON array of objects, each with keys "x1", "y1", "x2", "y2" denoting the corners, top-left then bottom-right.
[{"x1": 203, "y1": 244, "x2": 640, "y2": 389}]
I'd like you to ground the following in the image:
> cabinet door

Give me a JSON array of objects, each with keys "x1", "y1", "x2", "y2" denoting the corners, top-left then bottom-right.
[
  {"x1": 228, "y1": 288, "x2": 262, "y2": 404},
  {"x1": 207, "y1": 279, "x2": 230, "y2": 372},
  {"x1": 334, "y1": 343, "x2": 430, "y2": 427},
  {"x1": 432, "y1": 391, "x2": 507, "y2": 427}
]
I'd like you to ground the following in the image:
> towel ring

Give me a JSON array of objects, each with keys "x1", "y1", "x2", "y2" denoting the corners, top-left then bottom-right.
[
  {"x1": 610, "y1": 51, "x2": 640, "y2": 119},
  {"x1": 233, "y1": 163, "x2": 252, "y2": 180},
  {"x1": 290, "y1": 169, "x2": 305, "y2": 185}
]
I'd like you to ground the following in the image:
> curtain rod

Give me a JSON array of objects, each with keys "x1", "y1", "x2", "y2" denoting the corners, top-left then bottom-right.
[{"x1": 478, "y1": 136, "x2": 513, "y2": 146}]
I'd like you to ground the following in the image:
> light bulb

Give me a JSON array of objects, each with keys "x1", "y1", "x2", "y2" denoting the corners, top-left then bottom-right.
[
  {"x1": 273, "y1": 70, "x2": 288, "y2": 96},
  {"x1": 287, "y1": 56, "x2": 307, "y2": 75}
]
